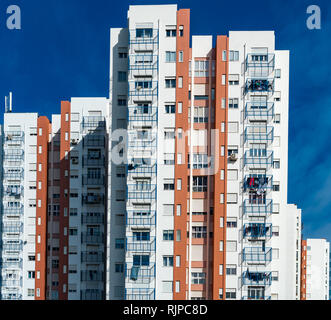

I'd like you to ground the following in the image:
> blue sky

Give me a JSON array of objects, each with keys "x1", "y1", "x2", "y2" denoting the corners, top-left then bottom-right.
[{"x1": 0, "y1": 0, "x2": 330, "y2": 241}]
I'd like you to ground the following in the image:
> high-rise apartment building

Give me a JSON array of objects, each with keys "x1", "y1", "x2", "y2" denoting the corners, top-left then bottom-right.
[
  {"x1": 107, "y1": 4, "x2": 302, "y2": 301},
  {"x1": 0, "y1": 4, "x2": 326, "y2": 301},
  {"x1": 300, "y1": 238, "x2": 330, "y2": 300}
]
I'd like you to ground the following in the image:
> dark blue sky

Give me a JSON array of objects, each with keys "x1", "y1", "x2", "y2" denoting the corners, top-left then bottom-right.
[{"x1": 0, "y1": 0, "x2": 331, "y2": 241}]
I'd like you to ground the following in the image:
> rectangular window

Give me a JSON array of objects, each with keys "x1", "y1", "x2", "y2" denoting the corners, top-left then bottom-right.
[
  {"x1": 222, "y1": 50, "x2": 227, "y2": 61},
  {"x1": 178, "y1": 77, "x2": 183, "y2": 88},
  {"x1": 229, "y1": 74, "x2": 239, "y2": 85},
  {"x1": 166, "y1": 28, "x2": 176, "y2": 37},
  {"x1": 115, "y1": 238, "x2": 125, "y2": 249},
  {"x1": 192, "y1": 226, "x2": 207, "y2": 239},
  {"x1": 227, "y1": 241, "x2": 237, "y2": 252},
  {"x1": 229, "y1": 98, "x2": 239, "y2": 109},
  {"x1": 136, "y1": 28, "x2": 153, "y2": 38},
  {"x1": 227, "y1": 217, "x2": 237, "y2": 228},
  {"x1": 226, "y1": 289, "x2": 236, "y2": 299},
  {"x1": 229, "y1": 51, "x2": 239, "y2": 61},
  {"x1": 163, "y1": 204, "x2": 174, "y2": 216},
  {"x1": 227, "y1": 193, "x2": 238, "y2": 204},
  {"x1": 163, "y1": 230, "x2": 174, "y2": 241},
  {"x1": 191, "y1": 272, "x2": 206, "y2": 284},
  {"x1": 165, "y1": 104, "x2": 176, "y2": 114},
  {"x1": 195, "y1": 60, "x2": 209, "y2": 77},
  {"x1": 179, "y1": 51, "x2": 184, "y2": 62},
  {"x1": 166, "y1": 51, "x2": 176, "y2": 63},
  {"x1": 163, "y1": 256, "x2": 174, "y2": 267},
  {"x1": 226, "y1": 265, "x2": 237, "y2": 275},
  {"x1": 118, "y1": 71, "x2": 127, "y2": 82},
  {"x1": 165, "y1": 78, "x2": 176, "y2": 88},
  {"x1": 162, "y1": 281, "x2": 173, "y2": 293}
]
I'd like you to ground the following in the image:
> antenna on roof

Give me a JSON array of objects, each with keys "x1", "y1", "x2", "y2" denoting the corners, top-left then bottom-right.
[{"x1": 5, "y1": 92, "x2": 13, "y2": 113}]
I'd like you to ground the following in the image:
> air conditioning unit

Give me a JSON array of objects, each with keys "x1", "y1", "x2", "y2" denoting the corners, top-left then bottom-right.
[
  {"x1": 72, "y1": 158, "x2": 79, "y2": 165},
  {"x1": 137, "y1": 86, "x2": 142, "y2": 90},
  {"x1": 229, "y1": 153, "x2": 238, "y2": 161},
  {"x1": 71, "y1": 139, "x2": 78, "y2": 145},
  {"x1": 7, "y1": 135, "x2": 13, "y2": 141}
]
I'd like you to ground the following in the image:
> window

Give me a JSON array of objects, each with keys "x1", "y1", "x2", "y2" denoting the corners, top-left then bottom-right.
[
  {"x1": 133, "y1": 231, "x2": 150, "y2": 241},
  {"x1": 222, "y1": 50, "x2": 227, "y2": 61},
  {"x1": 274, "y1": 114, "x2": 281, "y2": 123},
  {"x1": 274, "y1": 91, "x2": 281, "y2": 102},
  {"x1": 229, "y1": 98, "x2": 239, "y2": 109},
  {"x1": 226, "y1": 289, "x2": 236, "y2": 299},
  {"x1": 164, "y1": 153, "x2": 175, "y2": 165},
  {"x1": 165, "y1": 104, "x2": 175, "y2": 114},
  {"x1": 177, "y1": 179, "x2": 182, "y2": 191},
  {"x1": 133, "y1": 255, "x2": 150, "y2": 266},
  {"x1": 229, "y1": 74, "x2": 239, "y2": 85},
  {"x1": 229, "y1": 51, "x2": 239, "y2": 61},
  {"x1": 189, "y1": 107, "x2": 208, "y2": 123},
  {"x1": 166, "y1": 51, "x2": 176, "y2": 63},
  {"x1": 272, "y1": 226, "x2": 280, "y2": 237},
  {"x1": 275, "y1": 69, "x2": 281, "y2": 78},
  {"x1": 118, "y1": 47, "x2": 128, "y2": 59},
  {"x1": 115, "y1": 263, "x2": 124, "y2": 273},
  {"x1": 118, "y1": 71, "x2": 127, "y2": 82},
  {"x1": 189, "y1": 154, "x2": 209, "y2": 169},
  {"x1": 176, "y1": 205, "x2": 181, "y2": 216},
  {"x1": 192, "y1": 226, "x2": 207, "y2": 239},
  {"x1": 195, "y1": 60, "x2": 209, "y2": 77},
  {"x1": 273, "y1": 182, "x2": 280, "y2": 192},
  {"x1": 164, "y1": 179, "x2": 175, "y2": 190},
  {"x1": 162, "y1": 281, "x2": 173, "y2": 293},
  {"x1": 165, "y1": 78, "x2": 176, "y2": 88},
  {"x1": 163, "y1": 204, "x2": 174, "y2": 216},
  {"x1": 227, "y1": 217, "x2": 237, "y2": 228},
  {"x1": 227, "y1": 193, "x2": 238, "y2": 204},
  {"x1": 69, "y1": 228, "x2": 78, "y2": 236},
  {"x1": 179, "y1": 51, "x2": 184, "y2": 62},
  {"x1": 228, "y1": 170, "x2": 238, "y2": 181},
  {"x1": 176, "y1": 230, "x2": 181, "y2": 241},
  {"x1": 136, "y1": 28, "x2": 153, "y2": 38},
  {"x1": 118, "y1": 96, "x2": 127, "y2": 106},
  {"x1": 28, "y1": 271, "x2": 35, "y2": 279},
  {"x1": 179, "y1": 25, "x2": 184, "y2": 37},
  {"x1": 163, "y1": 230, "x2": 174, "y2": 241},
  {"x1": 163, "y1": 256, "x2": 174, "y2": 267},
  {"x1": 272, "y1": 271, "x2": 279, "y2": 281},
  {"x1": 166, "y1": 28, "x2": 176, "y2": 37},
  {"x1": 176, "y1": 256, "x2": 181, "y2": 267},
  {"x1": 178, "y1": 102, "x2": 183, "y2": 113},
  {"x1": 191, "y1": 272, "x2": 206, "y2": 284},
  {"x1": 228, "y1": 122, "x2": 239, "y2": 133},
  {"x1": 178, "y1": 77, "x2": 183, "y2": 88},
  {"x1": 221, "y1": 75, "x2": 226, "y2": 85},
  {"x1": 115, "y1": 238, "x2": 125, "y2": 249},
  {"x1": 227, "y1": 241, "x2": 237, "y2": 252},
  {"x1": 273, "y1": 248, "x2": 280, "y2": 259},
  {"x1": 226, "y1": 265, "x2": 237, "y2": 275},
  {"x1": 190, "y1": 176, "x2": 208, "y2": 192},
  {"x1": 273, "y1": 160, "x2": 280, "y2": 169}
]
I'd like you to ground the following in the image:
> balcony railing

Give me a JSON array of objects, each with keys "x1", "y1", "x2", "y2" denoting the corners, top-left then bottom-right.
[
  {"x1": 81, "y1": 116, "x2": 106, "y2": 131},
  {"x1": 82, "y1": 175, "x2": 105, "y2": 186},
  {"x1": 242, "y1": 271, "x2": 272, "y2": 286},
  {"x1": 127, "y1": 184, "x2": 157, "y2": 201},
  {"x1": 243, "y1": 175, "x2": 273, "y2": 192},
  {"x1": 244, "y1": 150, "x2": 273, "y2": 169},
  {"x1": 129, "y1": 28, "x2": 159, "y2": 45},
  {"x1": 3, "y1": 186, "x2": 24, "y2": 197},
  {"x1": 2, "y1": 223, "x2": 23, "y2": 233},
  {"x1": 0, "y1": 258, "x2": 23, "y2": 269},
  {"x1": 5, "y1": 131, "x2": 25, "y2": 142},
  {"x1": 1, "y1": 242, "x2": 23, "y2": 251},
  {"x1": 81, "y1": 271, "x2": 104, "y2": 282},
  {"x1": 127, "y1": 164, "x2": 157, "y2": 177},
  {"x1": 81, "y1": 232, "x2": 104, "y2": 244},
  {"x1": 126, "y1": 212, "x2": 156, "y2": 227},
  {"x1": 82, "y1": 194, "x2": 105, "y2": 205},
  {"x1": 243, "y1": 223, "x2": 272, "y2": 240},
  {"x1": 244, "y1": 102, "x2": 274, "y2": 121},
  {"x1": 81, "y1": 214, "x2": 104, "y2": 224},
  {"x1": 242, "y1": 295, "x2": 271, "y2": 301},
  {"x1": 244, "y1": 126, "x2": 274, "y2": 143},
  {"x1": 125, "y1": 288, "x2": 155, "y2": 300},
  {"x1": 3, "y1": 207, "x2": 24, "y2": 215},
  {"x1": 82, "y1": 156, "x2": 105, "y2": 167},
  {"x1": 81, "y1": 289, "x2": 104, "y2": 300},
  {"x1": 244, "y1": 78, "x2": 274, "y2": 94},
  {"x1": 81, "y1": 252, "x2": 104, "y2": 263},
  {"x1": 83, "y1": 136, "x2": 105, "y2": 148},
  {"x1": 242, "y1": 247, "x2": 272, "y2": 263},
  {"x1": 243, "y1": 199, "x2": 273, "y2": 218},
  {"x1": 126, "y1": 237, "x2": 156, "y2": 252},
  {"x1": 245, "y1": 53, "x2": 275, "y2": 77},
  {"x1": 129, "y1": 54, "x2": 158, "y2": 70},
  {"x1": 0, "y1": 293, "x2": 22, "y2": 300},
  {"x1": 125, "y1": 264, "x2": 156, "y2": 284},
  {"x1": 0, "y1": 279, "x2": 22, "y2": 287},
  {"x1": 3, "y1": 171, "x2": 24, "y2": 180}
]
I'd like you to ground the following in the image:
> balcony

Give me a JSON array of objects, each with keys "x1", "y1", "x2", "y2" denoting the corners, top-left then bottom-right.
[
  {"x1": 242, "y1": 271, "x2": 272, "y2": 286},
  {"x1": 127, "y1": 184, "x2": 157, "y2": 202},
  {"x1": 81, "y1": 213, "x2": 104, "y2": 224},
  {"x1": 82, "y1": 175, "x2": 105, "y2": 186},
  {"x1": 3, "y1": 170, "x2": 24, "y2": 180},
  {"x1": 244, "y1": 126, "x2": 274, "y2": 143},
  {"x1": 2, "y1": 222, "x2": 23, "y2": 233},
  {"x1": 129, "y1": 54, "x2": 158, "y2": 77},
  {"x1": 244, "y1": 78, "x2": 274, "y2": 95},
  {"x1": 243, "y1": 175, "x2": 273, "y2": 194},
  {"x1": 3, "y1": 186, "x2": 24, "y2": 197},
  {"x1": 244, "y1": 102, "x2": 274, "y2": 121},
  {"x1": 243, "y1": 223, "x2": 272, "y2": 240},
  {"x1": 126, "y1": 212, "x2": 156, "y2": 227},
  {"x1": 128, "y1": 81, "x2": 158, "y2": 102},
  {"x1": 125, "y1": 288, "x2": 155, "y2": 300},
  {"x1": 0, "y1": 258, "x2": 23, "y2": 269},
  {"x1": 5, "y1": 131, "x2": 25, "y2": 142},
  {"x1": 0, "y1": 293, "x2": 22, "y2": 300},
  {"x1": 83, "y1": 135, "x2": 105, "y2": 148},
  {"x1": 126, "y1": 236, "x2": 156, "y2": 252},
  {"x1": 0, "y1": 279, "x2": 22, "y2": 287},
  {"x1": 127, "y1": 164, "x2": 157, "y2": 178},
  {"x1": 81, "y1": 232, "x2": 104, "y2": 244},
  {"x1": 128, "y1": 106, "x2": 158, "y2": 127},
  {"x1": 81, "y1": 289, "x2": 104, "y2": 300},
  {"x1": 242, "y1": 247, "x2": 272, "y2": 264},
  {"x1": 81, "y1": 270, "x2": 104, "y2": 282},
  {"x1": 3, "y1": 150, "x2": 24, "y2": 161},
  {"x1": 243, "y1": 199, "x2": 273, "y2": 218},
  {"x1": 81, "y1": 116, "x2": 106, "y2": 132},
  {"x1": 82, "y1": 194, "x2": 105, "y2": 205},
  {"x1": 244, "y1": 150, "x2": 273, "y2": 169},
  {"x1": 245, "y1": 53, "x2": 275, "y2": 77},
  {"x1": 1, "y1": 241, "x2": 23, "y2": 251},
  {"x1": 81, "y1": 251, "x2": 104, "y2": 263},
  {"x1": 3, "y1": 207, "x2": 24, "y2": 216},
  {"x1": 242, "y1": 295, "x2": 271, "y2": 301},
  {"x1": 129, "y1": 28, "x2": 159, "y2": 52},
  {"x1": 125, "y1": 263, "x2": 156, "y2": 284},
  {"x1": 82, "y1": 156, "x2": 105, "y2": 167}
]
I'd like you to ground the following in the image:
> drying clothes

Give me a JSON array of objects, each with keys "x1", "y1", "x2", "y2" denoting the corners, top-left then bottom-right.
[{"x1": 130, "y1": 266, "x2": 140, "y2": 281}]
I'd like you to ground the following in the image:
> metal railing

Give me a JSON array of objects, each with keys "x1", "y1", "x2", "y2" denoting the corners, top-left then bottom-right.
[
  {"x1": 244, "y1": 150, "x2": 273, "y2": 169},
  {"x1": 80, "y1": 289, "x2": 104, "y2": 300},
  {"x1": 81, "y1": 214, "x2": 104, "y2": 224},
  {"x1": 81, "y1": 252, "x2": 104, "y2": 263},
  {"x1": 245, "y1": 53, "x2": 275, "y2": 77},
  {"x1": 244, "y1": 78, "x2": 274, "y2": 94},
  {"x1": 126, "y1": 237, "x2": 156, "y2": 252},
  {"x1": 125, "y1": 264, "x2": 156, "y2": 284},
  {"x1": 82, "y1": 156, "x2": 105, "y2": 167},
  {"x1": 125, "y1": 288, "x2": 155, "y2": 300},
  {"x1": 243, "y1": 175, "x2": 273, "y2": 192},
  {"x1": 242, "y1": 271, "x2": 272, "y2": 286},
  {"x1": 244, "y1": 102, "x2": 274, "y2": 121},
  {"x1": 244, "y1": 126, "x2": 274, "y2": 143},
  {"x1": 81, "y1": 232, "x2": 104, "y2": 244},
  {"x1": 243, "y1": 223, "x2": 272, "y2": 240},
  {"x1": 82, "y1": 175, "x2": 105, "y2": 186},
  {"x1": 242, "y1": 247, "x2": 272, "y2": 263},
  {"x1": 243, "y1": 199, "x2": 273, "y2": 217},
  {"x1": 82, "y1": 194, "x2": 105, "y2": 205},
  {"x1": 81, "y1": 271, "x2": 104, "y2": 282}
]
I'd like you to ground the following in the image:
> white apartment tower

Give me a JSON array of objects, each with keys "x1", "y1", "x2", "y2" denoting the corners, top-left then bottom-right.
[{"x1": 107, "y1": 4, "x2": 301, "y2": 300}]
